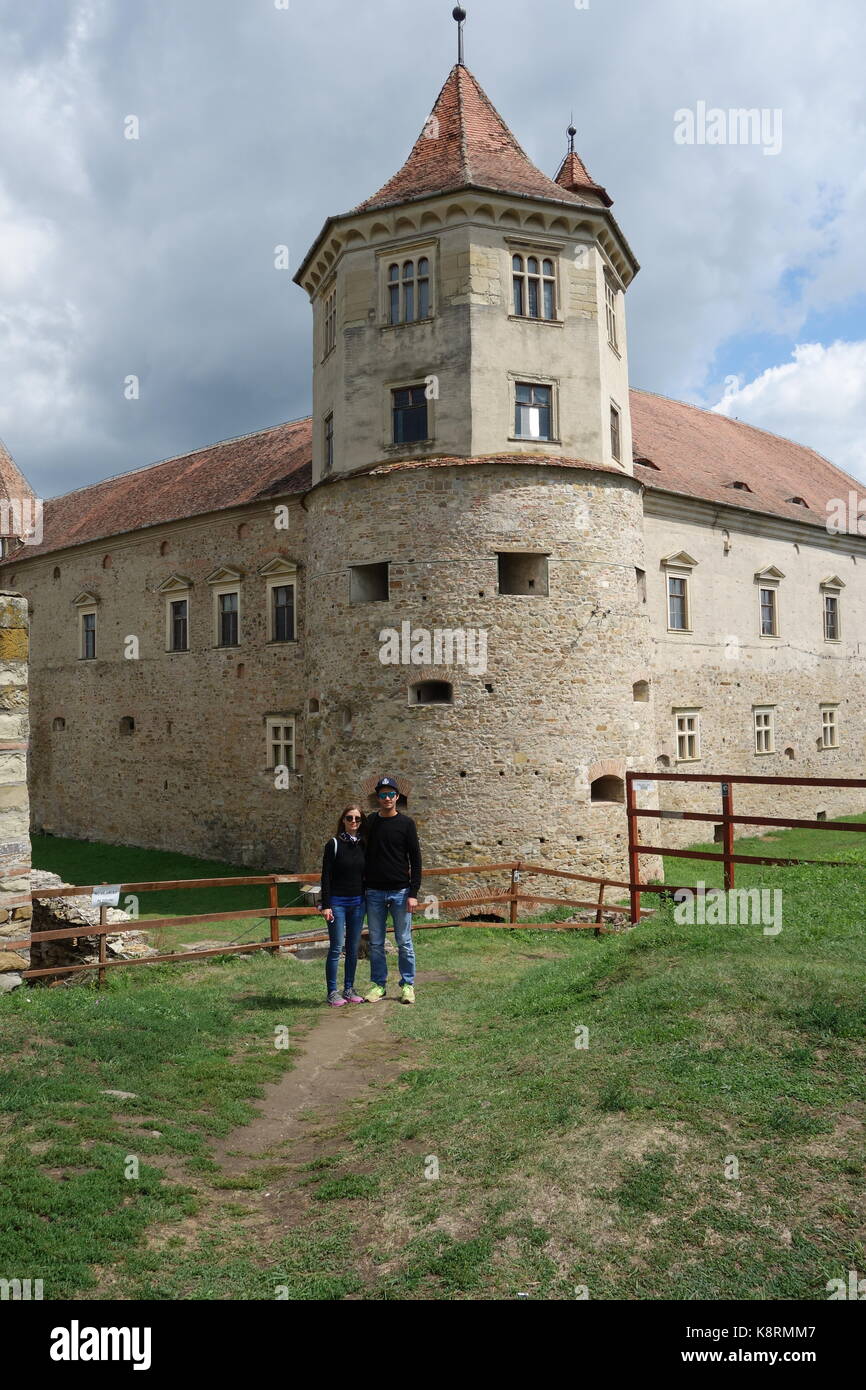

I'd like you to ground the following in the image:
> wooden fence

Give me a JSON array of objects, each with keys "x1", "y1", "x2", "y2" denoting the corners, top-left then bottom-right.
[{"x1": 2, "y1": 860, "x2": 642, "y2": 986}]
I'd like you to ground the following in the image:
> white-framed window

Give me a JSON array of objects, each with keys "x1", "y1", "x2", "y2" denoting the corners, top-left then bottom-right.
[
  {"x1": 605, "y1": 273, "x2": 619, "y2": 350},
  {"x1": 207, "y1": 568, "x2": 244, "y2": 648},
  {"x1": 760, "y1": 586, "x2": 778, "y2": 636},
  {"x1": 667, "y1": 574, "x2": 689, "y2": 631},
  {"x1": 820, "y1": 705, "x2": 839, "y2": 749},
  {"x1": 266, "y1": 715, "x2": 295, "y2": 771},
  {"x1": 820, "y1": 580, "x2": 844, "y2": 642},
  {"x1": 159, "y1": 576, "x2": 193, "y2": 652},
  {"x1": 79, "y1": 609, "x2": 97, "y2": 660},
  {"x1": 322, "y1": 284, "x2": 337, "y2": 359},
  {"x1": 754, "y1": 707, "x2": 775, "y2": 754},
  {"x1": 675, "y1": 710, "x2": 700, "y2": 761},
  {"x1": 512, "y1": 253, "x2": 557, "y2": 320},
  {"x1": 514, "y1": 381, "x2": 553, "y2": 440}
]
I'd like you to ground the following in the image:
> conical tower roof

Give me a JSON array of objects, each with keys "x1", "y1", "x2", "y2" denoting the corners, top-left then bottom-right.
[
  {"x1": 355, "y1": 64, "x2": 604, "y2": 212},
  {"x1": 554, "y1": 149, "x2": 612, "y2": 208},
  {"x1": 0, "y1": 438, "x2": 34, "y2": 506}
]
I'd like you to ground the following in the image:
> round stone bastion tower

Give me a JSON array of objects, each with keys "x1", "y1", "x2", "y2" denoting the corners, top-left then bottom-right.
[{"x1": 293, "y1": 56, "x2": 659, "y2": 888}]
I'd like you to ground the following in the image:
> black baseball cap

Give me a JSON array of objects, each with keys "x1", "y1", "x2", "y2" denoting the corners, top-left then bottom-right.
[{"x1": 375, "y1": 776, "x2": 399, "y2": 792}]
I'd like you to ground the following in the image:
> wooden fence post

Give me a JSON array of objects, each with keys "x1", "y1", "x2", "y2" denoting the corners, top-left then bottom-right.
[
  {"x1": 509, "y1": 864, "x2": 520, "y2": 925},
  {"x1": 268, "y1": 878, "x2": 280, "y2": 955},
  {"x1": 721, "y1": 781, "x2": 735, "y2": 892},
  {"x1": 594, "y1": 879, "x2": 605, "y2": 937},
  {"x1": 626, "y1": 775, "x2": 641, "y2": 925},
  {"x1": 97, "y1": 904, "x2": 107, "y2": 990}
]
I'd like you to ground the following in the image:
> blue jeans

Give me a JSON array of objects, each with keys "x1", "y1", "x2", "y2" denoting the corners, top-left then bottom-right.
[
  {"x1": 366, "y1": 887, "x2": 416, "y2": 987},
  {"x1": 325, "y1": 896, "x2": 365, "y2": 995}
]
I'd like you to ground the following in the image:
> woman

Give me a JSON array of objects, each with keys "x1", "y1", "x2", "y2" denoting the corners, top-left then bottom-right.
[{"x1": 320, "y1": 805, "x2": 366, "y2": 1007}]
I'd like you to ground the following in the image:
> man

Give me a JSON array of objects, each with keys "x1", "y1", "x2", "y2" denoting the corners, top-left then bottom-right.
[{"x1": 363, "y1": 776, "x2": 422, "y2": 1005}]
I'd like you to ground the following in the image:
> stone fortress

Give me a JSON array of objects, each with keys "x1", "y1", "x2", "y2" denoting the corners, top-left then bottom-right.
[{"x1": 2, "y1": 33, "x2": 865, "y2": 890}]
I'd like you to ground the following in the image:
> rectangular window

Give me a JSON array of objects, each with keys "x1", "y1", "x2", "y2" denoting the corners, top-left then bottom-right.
[
  {"x1": 392, "y1": 386, "x2": 428, "y2": 444},
  {"x1": 515, "y1": 382, "x2": 552, "y2": 439},
  {"x1": 266, "y1": 717, "x2": 295, "y2": 771},
  {"x1": 605, "y1": 275, "x2": 619, "y2": 350},
  {"x1": 81, "y1": 611, "x2": 96, "y2": 660},
  {"x1": 387, "y1": 257, "x2": 432, "y2": 325},
  {"x1": 218, "y1": 591, "x2": 239, "y2": 647},
  {"x1": 322, "y1": 287, "x2": 337, "y2": 358},
  {"x1": 324, "y1": 413, "x2": 334, "y2": 473},
  {"x1": 821, "y1": 706, "x2": 839, "y2": 749},
  {"x1": 610, "y1": 404, "x2": 621, "y2": 461},
  {"x1": 675, "y1": 711, "x2": 700, "y2": 762},
  {"x1": 635, "y1": 568, "x2": 647, "y2": 603},
  {"x1": 760, "y1": 586, "x2": 778, "y2": 636},
  {"x1": 272, "y1": 583, "x2": 296, "y2": 642},
  {"x1": 349, "y1": 562, "x2": 389, "y2": 604},
  {"x1": 512, "y1": 254, "x2": 556, "y2": 320},
  {"x1": 497, "y1": 552, "x2": 549, "y2": 596},
  {"x1": 754, "y1": 707, "x2": 775, "y2": 754},
  {"x1": 667, "y1": 575, "x2": 689, "y2": 630},
  {"x1": 170, "y1": 599, "x2": 188, "y2": 652},
  {"x1": 823, "y1": 592, "x2": 840, "y2": 640}
]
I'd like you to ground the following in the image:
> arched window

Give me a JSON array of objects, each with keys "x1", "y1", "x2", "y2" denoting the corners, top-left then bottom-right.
[
  {"x1": 633, "y1": 680, "x2": 650, "y2": 702},
  {"x1": 52, "y1": 717, "x2": 66, "y2": 732},
  {"x1": 119, "y1": 716, "x2": 135, "y2": 735},
  {"x1": 388, "y1": 258, "x2": 431, "y2": 324},
  {"x1": 512, "y1": 253, "x2": 556, "y2": 319},
  {"x1": 590, "y1": 775, "x2": 625, "y2": 804}
]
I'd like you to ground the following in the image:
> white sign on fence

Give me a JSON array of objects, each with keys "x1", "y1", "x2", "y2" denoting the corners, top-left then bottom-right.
[
  {"x1": 91, "y1": 885, "x2": 121, "y2": 907},
  {"x1": 633, "y1": 780, "x2": 655, "y2": 792}
]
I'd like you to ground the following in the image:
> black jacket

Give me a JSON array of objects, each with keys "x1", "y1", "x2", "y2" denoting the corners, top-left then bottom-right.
[
  {"x1": 364, "y1": 811, "x2": 422, "y2": 896},
  {"x1": 320, "y1": 834, "x2": 365, "y2": 909}
]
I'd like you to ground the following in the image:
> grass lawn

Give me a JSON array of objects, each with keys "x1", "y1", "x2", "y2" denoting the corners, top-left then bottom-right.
[{"x1": 1, "y1": 823, "x2": 864, "y2": 1299}]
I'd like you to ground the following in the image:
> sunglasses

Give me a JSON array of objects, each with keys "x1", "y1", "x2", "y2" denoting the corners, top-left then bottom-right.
[
  {"x1": 344, "y1": 814, "x2": 362, "y2": 822},
  {"x1": 377, "y1": 791, "x2": 397, "y2": 799}
]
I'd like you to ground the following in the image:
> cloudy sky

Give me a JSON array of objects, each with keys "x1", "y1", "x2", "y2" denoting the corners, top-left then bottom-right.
[{"x1": 1, "y1": 0, "x2": 864, "y2": 498}]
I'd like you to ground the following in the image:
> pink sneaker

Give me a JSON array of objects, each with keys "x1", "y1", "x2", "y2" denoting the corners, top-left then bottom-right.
[
  {"x1": 343, "y1": 989, "x2": 364, "y2": 1003},
  {"x1": 327, "y1": 990, "x2": 347, "y2": 1007}
]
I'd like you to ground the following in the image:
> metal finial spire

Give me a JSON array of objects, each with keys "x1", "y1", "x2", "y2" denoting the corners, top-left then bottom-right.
[
  {"x1": 567, "y1": 120, "x2": 577, "y2": 154},
  {"x1": 453, "y1": 6, "x2": 467, "y2": 66}
]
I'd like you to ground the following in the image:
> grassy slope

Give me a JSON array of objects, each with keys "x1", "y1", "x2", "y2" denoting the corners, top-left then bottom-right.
[{"x1": 3, "y1": 825, "x2": 865, "y2": 1299}]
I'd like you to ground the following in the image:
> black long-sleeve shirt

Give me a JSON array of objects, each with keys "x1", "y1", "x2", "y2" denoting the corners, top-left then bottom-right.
[
  {"x1": 364, "y1": 811, "x2": 422, "y2": 896},
  {"x1": 319, "y1": 834, "x2": 365, "y2": 909}
]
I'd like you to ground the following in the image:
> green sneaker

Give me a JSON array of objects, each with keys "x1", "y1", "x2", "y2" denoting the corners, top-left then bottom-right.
[
  {"x1": 364, "y1": 984, "x2": 386, "y2": 1003},
  {"x1": 400, "y1": 984, "x2": 416, "y2": 1005}
]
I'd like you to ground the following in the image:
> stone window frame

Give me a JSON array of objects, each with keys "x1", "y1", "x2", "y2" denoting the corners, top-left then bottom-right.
[
  {"x1": 753, "y1": 705, "x2": 776, "y2": 755},
  {"x1": 377, "y1": 239, "x2": 438, "y2": 329},
  {"x1": 320, "y1": 279, "x2": 337, "y2": 361},
  {"x1": 158, "y1": 575, "x2": 193, "y2": 653},
  {"x1": 820, "y1": 575, "x2": 845, "y2": 643},
  {"x1": 610, "y1": 399, "x2": 622, "y2": 463},
  {"x1": 508, "y1": 371, "x2": 560, "y2": 444},
  {"x1": 819, "y1": 703, "x2": 839, "y2": 750},
  {"x1": 259, "y1": 557, "x2": 299, "y2": 644},
  {"x1": 323, "y1": 411, "x2": 334, "y2": 474},
  {"x1": 604, "y1": 270, "x2": 620, "y2": 352},
  {"x1": 661, "y1": 552, "x2": 697, "y2": 634},
  {"x1": 504, "y1": 235, "x2": 566, "y2": 328},
  {"x1": 72, "y1": 591, "x2": 99, "y2": 661},
  {"x1": 755, "y1": 565, "x2": 784, "y2": 639},
  {"x1": 674, "y1": 708, "x2": 701, "y2": 762},
  {"x1": 265, "y1": 714, "x2": 296, "y2": 772},
  {"x1": 206, "y1": 567, "x2": 244, "y2": 649}
]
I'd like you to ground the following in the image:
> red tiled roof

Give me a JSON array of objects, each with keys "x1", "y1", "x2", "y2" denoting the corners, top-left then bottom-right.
[
  {"x1": 0, "y1": 439, "x2": 35, "y2": 505},
  {"x1": 4, "y1": 419, "x2": 311, "y2": 561},
  {"x1": 355, "y1": 65, "x2": 596, "y2": 213},
  {"x1": 0, "y1": 394, "x2": 856, "y2": 566},
  {"x1": 631, "y1": 390, "x2": 858, "y2": 530},
  {"x1": 554, "y1": 150, "x2": 612, "y2": 208}
]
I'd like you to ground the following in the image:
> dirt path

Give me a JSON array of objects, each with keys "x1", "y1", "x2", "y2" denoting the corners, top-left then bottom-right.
[{"x1": 213, "y1": 997, "x2": 413, "y2": 1173}]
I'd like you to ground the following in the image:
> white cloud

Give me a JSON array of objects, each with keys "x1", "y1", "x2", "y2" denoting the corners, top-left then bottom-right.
[{"x1": 711, "y1": 341, "x2": 866, "y2": 480}]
